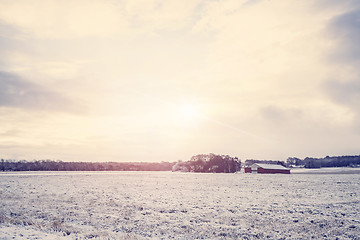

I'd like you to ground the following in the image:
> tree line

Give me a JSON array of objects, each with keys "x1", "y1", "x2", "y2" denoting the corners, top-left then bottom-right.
[
  {"x1": 1, "y1": 154, "x2": 359, "y2": 172},
  {"x1": 0, "y1": 159, "x2": 175, "y2": 171},
  {"x1": 287, "y1": 155, "x2": 360, "y2": 168},
  {"x1": 0, "y1": 153, "x2": 242, "y2": 173}
]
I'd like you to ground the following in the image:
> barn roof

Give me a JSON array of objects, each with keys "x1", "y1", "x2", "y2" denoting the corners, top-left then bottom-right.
[{"x1": 252, "y1": 163, "x2": 289, "y2": 170}]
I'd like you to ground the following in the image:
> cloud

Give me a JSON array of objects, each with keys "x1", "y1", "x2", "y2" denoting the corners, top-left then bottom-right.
[
  {"x1": 0, "y1": 0, "x2": 125, "y2": 39},
  {"x1": 124, "y1": 0, "x2": 202, "y2": 30},
  {"x1": 260, "y1": 106, "x2": 304, "y2": 123},
  {"x1": 322, "y1": 4, "x2": 360, "y2": 132},
  {"x1": 328, "y1": 7, "x2": 360, "y2": 64},
  {"x1": 0, "y1": 128, "x2": 20, "y2": 137},
  {"x1": 0, "y1": 71, "x2": 75, "y2": 111},
  {"x1": 1, "y1": 0, "x2": 360, "y2": 162},
  {"x1": 324, "y1": 80, "x2": 360, "y2": 108},
  {"x1": 242, "y1": 0, "x2": 262, "y2": 7},
  {"x1": 323, "y1": 79, "x2": 360, "y2": 132},
  {"x1": 0, "y1": 0, "x2": 206, "y2": 39}
]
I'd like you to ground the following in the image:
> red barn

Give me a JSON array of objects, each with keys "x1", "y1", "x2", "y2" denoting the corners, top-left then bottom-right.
[
  {"x1": 246, "y1": 163, "x2": 290, "y2": 174},
  {"x1": 244, "y1": 167, "x2": 251, "y2": 173}
]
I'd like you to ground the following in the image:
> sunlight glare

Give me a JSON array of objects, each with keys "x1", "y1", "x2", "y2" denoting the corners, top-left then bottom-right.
[{"x1": 177, "y1": 102, "x2": 202, "y2": 124}]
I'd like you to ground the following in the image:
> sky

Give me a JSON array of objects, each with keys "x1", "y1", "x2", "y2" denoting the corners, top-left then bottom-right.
[{"x1": 0, "y1": 0, "x2": 360, "y2": 162}]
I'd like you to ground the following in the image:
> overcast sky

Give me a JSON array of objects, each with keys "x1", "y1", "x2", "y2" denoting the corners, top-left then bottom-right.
[{"x1": 0, "y1": 0, "x2": 359, "y2": 162}]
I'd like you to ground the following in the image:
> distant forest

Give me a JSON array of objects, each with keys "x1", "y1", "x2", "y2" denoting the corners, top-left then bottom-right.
[
  {"x1": 244, "y1": 155, "x2": 360, "y2": 168},
  {"x1": 0, "y1": 159, "x2": 175, "y2": 172},
  {"x1": 287, "y1": 155, "x2": 360, "y2": 168},
  {"x1": 0, "y1": 154, "x2": 359, "y2": 172},
  {"x1": 0, "y1": 153, "x2": 241, "y2": 173}
]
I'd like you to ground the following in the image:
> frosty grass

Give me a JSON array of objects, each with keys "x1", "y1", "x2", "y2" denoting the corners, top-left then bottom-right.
[{"x1": 0, "y1": 171, "x2": 359, "y2": 239}]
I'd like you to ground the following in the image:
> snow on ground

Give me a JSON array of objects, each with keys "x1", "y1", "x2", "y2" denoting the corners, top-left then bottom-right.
[
  {"x1": 0, "y1": 225, "x2": 72, "y2": 239},
  {"x1": 0, "y1": 171, "x2": 359, "y2": 239}
]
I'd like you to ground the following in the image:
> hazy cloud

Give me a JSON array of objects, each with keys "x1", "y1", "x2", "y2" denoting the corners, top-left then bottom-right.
[
  {"x1": 0, "y1": 0, "x2": 124, "y2": 39},
  {"x1": 261, "y1": 106, "x2": 304, "y2": 123},
  {"x1": 0, "y1": 71, "x2": 74, "y2": 111},
  {"x1": 323, "y1": 4, "x2": 360, "y2": 132},
  {"x1": 0, "y1": 1, "x2": 359, "y2": 161},
  {"x1": 329, "y1": 7, "x2": 360, "y2": 64},
  {"x1": 242, "y1": 0, "x2": 261, "y2": 7},
  {"x1": 324, "y1": 79, "x2": 360, "y2": 133},
  {"x1": 0, "y1": 128, "x2": 20, "y2": 137},
  {"x1": 0, "y1": 0, "x2": 206, "y2": 39},
  {"x1": 324, "y1": 80, "x2": 360, "y2": 108}
]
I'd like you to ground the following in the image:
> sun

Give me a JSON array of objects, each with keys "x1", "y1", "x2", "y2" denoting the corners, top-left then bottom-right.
[
  {"x1": 179, "y1": 104, "x2": 198, "y2": 118},
  {"x1": 176, "y1": 102, "x2": 203, "y2": 125}
]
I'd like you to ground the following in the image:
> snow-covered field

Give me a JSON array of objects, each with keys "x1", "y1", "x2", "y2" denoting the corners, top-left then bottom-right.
[{"x1": 0, "y1": 171, "x2": 359, "y2": 239}]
